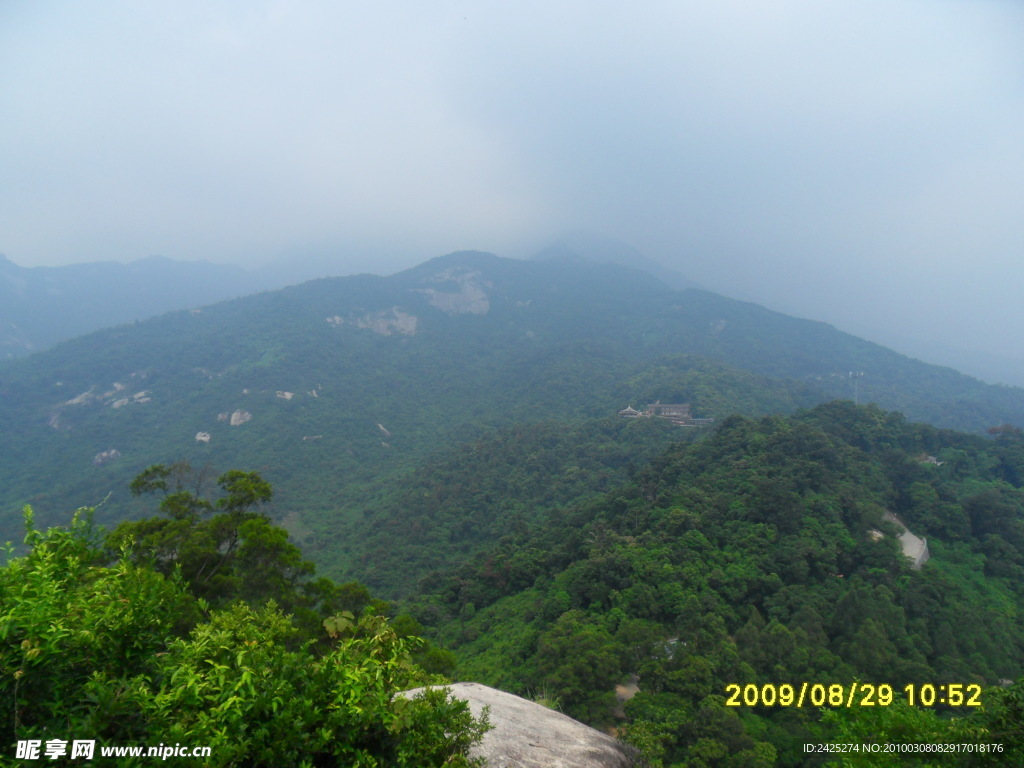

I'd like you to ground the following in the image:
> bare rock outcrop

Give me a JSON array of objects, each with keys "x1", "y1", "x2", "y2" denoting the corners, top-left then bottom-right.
[
  {"x1": 327, "y1": 308, "x2": 419, "y2": 335},
  {"x1": 883, "y1": 511, "x2": 930, "y2": 569},
  {"x1": 415, "y1": 267, "x2": 491, "y2": 315},
  {"x1": 398, "y1": 682, "x2": 637, "y2": 768},
  {"x1": 92, "y1": 448, "x2": 121, "y2": 466},
  {"x1": 229, "y1": 410, "x2": 252, "y2": 426}
]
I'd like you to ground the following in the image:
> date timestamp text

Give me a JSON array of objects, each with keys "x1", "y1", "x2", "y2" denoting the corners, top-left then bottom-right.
[{"x1": 724, "y1": 682, "x2": 982, "y2": 708}]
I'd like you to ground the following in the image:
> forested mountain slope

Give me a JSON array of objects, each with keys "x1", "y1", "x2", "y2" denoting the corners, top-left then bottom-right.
[
  {"x1": 2, "y1": 251, "x2": 1022, "y2": 570},
  {"x1": 0, "y1": 253, "x2": 266, "y2": 360},
  {"x1": 4, "y1": 250, "x2": 1024, "y2": 764},
  {"x1": 405, "y1": 401, "x2": 1024, "y2": 765}
]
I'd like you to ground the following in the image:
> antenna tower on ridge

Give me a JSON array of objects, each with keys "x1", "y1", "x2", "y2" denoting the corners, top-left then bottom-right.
[{"x1": 849, "y1": 371, "x2": 865, "y2": 406}]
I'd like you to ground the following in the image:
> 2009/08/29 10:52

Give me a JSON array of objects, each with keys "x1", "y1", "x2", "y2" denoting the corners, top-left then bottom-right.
[{"x1": 724, "y1": 682, "x2": 983, "y2": 708}]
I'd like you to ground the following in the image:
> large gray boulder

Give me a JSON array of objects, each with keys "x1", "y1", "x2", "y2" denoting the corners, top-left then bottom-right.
[{"x1": 398, "y1": 682, "x2": 638, "y2": 768}]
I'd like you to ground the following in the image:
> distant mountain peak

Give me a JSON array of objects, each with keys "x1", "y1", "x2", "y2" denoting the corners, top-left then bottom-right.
[
  {"x1": 533, "y1": 231, "x2": 700, "y2": 291},
  {"x1": 409, "y1": 250, "x2": 501, "y2": 272},
  {"x1": 412, "y1": 264, "x2": 492, "y2": 316},
  {"x1": 536, "y1": 230, "x2": 644, "y2": 262}
]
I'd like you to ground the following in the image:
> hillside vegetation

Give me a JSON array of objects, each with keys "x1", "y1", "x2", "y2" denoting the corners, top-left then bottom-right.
[
  {"x1": 4, "y1": 252, "x2": 1024, "y2": 765},
  {"x1": 1, "y1": 481, "x2": 488, "y2": 766},
  {"x1": 5, "y1": 401, "x2": 1022, "y2": 765},
  {"x1": 3, "y1": 253, "x2": 1022, "y2": 559},
  {"x1": 405, "y1": 402, "x2": 1024, "y2": 765}
]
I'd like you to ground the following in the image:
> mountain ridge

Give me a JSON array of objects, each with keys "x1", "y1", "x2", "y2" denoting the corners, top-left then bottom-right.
[
  {"x1": 1, "y1": 251, "x2": 1021, "y2": 556},
  {"x1": 0, "y1": 252, "x2": 268, "y2": 360}
]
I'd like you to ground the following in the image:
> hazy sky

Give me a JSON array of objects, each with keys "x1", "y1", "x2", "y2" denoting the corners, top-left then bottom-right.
[{"x1": 2, "y1": 1, "x2": 1023, "y2": 385}]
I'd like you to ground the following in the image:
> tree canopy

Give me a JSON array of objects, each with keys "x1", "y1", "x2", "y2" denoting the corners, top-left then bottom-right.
[{"x1": 2, "y1": 474, "x2": 488, "y2": 766}]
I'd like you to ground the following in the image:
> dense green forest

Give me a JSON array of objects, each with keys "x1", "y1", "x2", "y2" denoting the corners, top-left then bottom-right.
[
  {"x1": 401, "y1": 402, "x2": 1024, "y2": 765},
  {"x1": 6, "y1": 403, "x2": 1023, "y2": 765},
  {"x1": 1, "y1": 469, "x2": 488, "y2": 767},
  {"x1": 4, "y1": 252, "x2": 1024, "y2": 549},
  {"x1": 5, "y1": 253, "x2": 1024, "y2": 766}
]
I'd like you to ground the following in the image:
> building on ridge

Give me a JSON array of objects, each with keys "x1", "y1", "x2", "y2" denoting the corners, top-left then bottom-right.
[{"x1": 619, "y1": 401, "x2": 714, "y2": 427}]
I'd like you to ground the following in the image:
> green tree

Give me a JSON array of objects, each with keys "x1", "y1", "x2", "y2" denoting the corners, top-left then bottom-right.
[
  {"x1": 2, "y1": 508, "x2": 489, "y2": 766},
  {"x1": 534, "y1": 610, "x2": 625, "y2": 723},
  {"x1": 110, "y1": 463, "x2": 355, "y2": 639},
  {"x1": 142, "y1": 604, "x2": 488, "y2": 767},
  {"x1": 113, "y1": 464, "x2": 276, "y2": 597},
  {"x1": 1, "y1": 507, "x2": 196, "y2": 742}
]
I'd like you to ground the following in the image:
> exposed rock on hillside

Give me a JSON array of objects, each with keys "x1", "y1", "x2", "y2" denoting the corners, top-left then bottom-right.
[
  {"x1": 415, "y1": 267, "x2": 491, "y2": 315},
  {"x1": 92, "y1": 449, "x2": 121, "y2": 466},
  {"x1": 359, "y1": 307, "x2": 419, "y2": 335},
  {"x1": 327, "y1": 307, "x2": 419, "y2": 335},
  {"x1": 884, "y1": 511, "x2": 931, "y2": 569},
  {"x1": 229, "y1": 410, "x2": 252, "y2": 426},
  {"x1": 398, "y1": 683, "x2": 637, "y2": 768}
]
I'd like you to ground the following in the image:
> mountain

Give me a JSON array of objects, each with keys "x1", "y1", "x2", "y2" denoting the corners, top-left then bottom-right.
[
  {"x1": 2, "y1": 251, "x2": 1022, "y2": 571},
  {"x1": 4, "y1": 249, "x2": 1023, "y2": 765},
  {"x1": 0, "y1": 253, "x2": 269, "y2": 360},
  {"x1": 533, "y1": 231, "x2": 701, "y2": 291}
]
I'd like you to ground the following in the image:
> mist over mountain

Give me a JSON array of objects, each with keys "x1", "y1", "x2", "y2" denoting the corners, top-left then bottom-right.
[
  {"x1": 0, "y1": 250, "x2": 411, "y2": 362},
  {"x1": 6, "y1": 232, "x2": 1021, "y2": 390},
  {"x1": 0, "y1": 254, "x2": 271, "y2": 360},
  {"x1": 532, "y1": 231, "x2": 701, "y2": 292},
  {"x1": 531, "y1": 233, "x2": 1024, "y2": 388}
]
